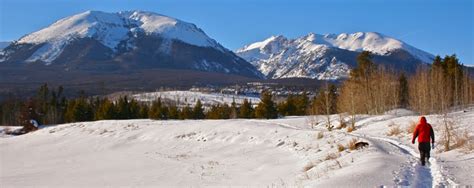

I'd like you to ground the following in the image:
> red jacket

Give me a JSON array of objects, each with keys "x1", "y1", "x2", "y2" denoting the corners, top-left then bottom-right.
[{"x1": 412, "y1": 116, "x2": 435, "y2": 143}]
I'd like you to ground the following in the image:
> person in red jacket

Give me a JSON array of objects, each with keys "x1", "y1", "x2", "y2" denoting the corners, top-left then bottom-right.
[{"x1": 412, "y1": 116, "x2": 435, "y2": 166}]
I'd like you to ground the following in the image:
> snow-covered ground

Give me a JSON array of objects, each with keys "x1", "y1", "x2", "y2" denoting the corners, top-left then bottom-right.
[
  {"x1": 1, "y1": 109, "x2": 473, "y2": 187},
  {"x1": 132, "y1": 90, "x2": 261, "y2": 107}
]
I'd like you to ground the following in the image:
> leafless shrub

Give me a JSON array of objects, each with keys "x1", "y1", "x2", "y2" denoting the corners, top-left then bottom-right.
[
  {"x1": 337, "y1": 114, "x2": 347, "y2": 130},
  {"x1": 438, "y1": 115, "x2": 471, "y2": 152},
  {"x1": 406, "y1": 120, "x2": 417, "y2": 134},
  {"x1": 454, "y1": 130, "x2": 470, "y2": 150},
  {"x1": 306, "y1": 116, "x2": 320, "y2": 129},
  {"x1": 347, "y1": 138, "x2": 358, "y2": 150},
  {"x1": 347, "y1": 125, "x2": 355, "y2": 133},
  {"x1": 325, "y1": 152, "x2": 339, "y2": 161},
  {"x1": 387, "y1": 126, "x2": 402, "y2": 136},
  {"x1": 462, "y1": 135, "x2": 474, "y2": 153},
  {"x1": 440, "y1": 115, "x2": 455, "y2": 151}
]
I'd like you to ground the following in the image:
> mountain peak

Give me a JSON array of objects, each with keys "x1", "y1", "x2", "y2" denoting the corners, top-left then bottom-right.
[
  {"x1": 236, "y1": 32, "x2": 435, "y2": 80},
  {"x1": 0, "y1": 10, "x2": 263, "y2": 79},
  {"x1": 10, "y1": 10, "x2": 223, "y2": 63},
  {"x1": 237, "y1": 35, "x2": 287, "y2": 52}
]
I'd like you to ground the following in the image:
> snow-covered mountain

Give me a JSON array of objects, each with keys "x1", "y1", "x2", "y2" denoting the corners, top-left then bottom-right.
[
  {"x1": 0, "y1": 10, "x2": 262, "y2": 78},
  {"x1": 236, "y1": 32, "x2": 434, "y2": 80}
]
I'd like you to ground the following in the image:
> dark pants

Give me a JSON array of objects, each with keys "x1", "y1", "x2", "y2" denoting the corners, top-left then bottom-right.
[{"x1": 418, "y1": 142, "x2": 431, "y2": 165}]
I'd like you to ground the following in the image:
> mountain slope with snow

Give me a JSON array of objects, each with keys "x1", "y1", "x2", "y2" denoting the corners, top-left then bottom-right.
[
  {"x1": 236, "y1": 32, "x2": 434, "y2": 79},
  {"x1": 0, "y1": 10, "x2": 262, "y2": 79},
  {"x1": 17, "y1": 10, "x2": 222, "y2": 57}
]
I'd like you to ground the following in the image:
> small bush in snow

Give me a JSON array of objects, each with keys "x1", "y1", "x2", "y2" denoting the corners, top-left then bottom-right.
[
  {"x1": 325, "y1": 153, "x2": 339, "y2": 161},
  {"x1": 387, "y1": 126, "x2": 402, "y2": 136},
  {"x1": 337, "y1": 144, "x2": 346, "y2": 152},
  {"x1": 462, "y1": 134, "x2": 474, "y2": 153},
  {"x1": 337, "y1": 115, "x2": 347, "y2": 130},
  {"x1": 455, "y1": 130, "x2": 471, "y2": 151},
  {"x1": 317, "y1": 132, "x2": 324, "y2": 139},
  {"x1": 347, "y1": 138, "x2": 358, "y2": 150},
  {"x1": 406, "y1": 120, "x2": 417, "y2": 134},
  {"x1": 347, "y1": 125, "x2": 355, "y2": 132}
]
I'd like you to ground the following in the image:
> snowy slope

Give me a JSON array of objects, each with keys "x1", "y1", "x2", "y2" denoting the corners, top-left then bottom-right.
[
  {"x1": 1, "y1": 109, "x2": 472, "y2": 187},
  {"x1": 14, "y1": 10, "x2": 222, "y2": 63},
  {"x1": 132, "y1": 90, "x2": 261, "y2": 107},
  {"x1": 236, "y1": 32, "x2": 434, "y2": 79}
]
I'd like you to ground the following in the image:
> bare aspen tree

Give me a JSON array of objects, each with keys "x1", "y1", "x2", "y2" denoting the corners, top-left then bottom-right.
[{"x1": 324, "y1": 82, "x2": 332, "y2": 131}]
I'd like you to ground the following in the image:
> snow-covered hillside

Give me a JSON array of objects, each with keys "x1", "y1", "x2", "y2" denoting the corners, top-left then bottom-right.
[
  {"x1": 1, "y1": 109, "x2": 472, "y2": 187},
  {"x1": 132, "y1": 91, "x2": 260, "y2": 107},
  {"x1": 12, "y1": 10, "x2": 222, "y2": 63},
  {"x1": 236, "y1": 32, "x2": 434, "y2": 79},
  {"x1": 0, "y1": 10, "x2": 263, "y2": 79}
]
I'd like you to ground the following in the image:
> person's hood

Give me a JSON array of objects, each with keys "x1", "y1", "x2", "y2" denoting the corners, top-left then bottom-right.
[{"x1": 419, "y1": 116, "x2": 427, "y2": 125}]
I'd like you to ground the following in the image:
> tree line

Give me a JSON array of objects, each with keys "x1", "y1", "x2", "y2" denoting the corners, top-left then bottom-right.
[{"x1": 1, "y1": 51, "x2": 473, "y2": 129}]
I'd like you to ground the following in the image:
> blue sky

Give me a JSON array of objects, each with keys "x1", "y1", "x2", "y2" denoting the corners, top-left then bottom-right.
[{"x1": 1, "y1": 0, "x2": 472, "y2": 65}]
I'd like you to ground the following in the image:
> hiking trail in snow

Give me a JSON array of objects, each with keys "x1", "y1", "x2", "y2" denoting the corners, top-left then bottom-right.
[{"x1": 354, "y1": 134, "x2": 458, "y2": 187}]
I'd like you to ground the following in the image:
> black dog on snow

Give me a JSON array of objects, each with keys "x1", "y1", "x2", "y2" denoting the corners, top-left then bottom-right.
[{"x1": 354, "y1": 141, "x2": 369, "y2": 150}]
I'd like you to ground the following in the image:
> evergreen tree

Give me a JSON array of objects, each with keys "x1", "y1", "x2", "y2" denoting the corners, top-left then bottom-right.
[
  {"x1": 0, "y1": 95, "x2": 23, "y2": 126},
  {"x1": 95, "y1": 98, "x2": 116, "y2": 120},
  {"x1": 238, "y1": 99, "x2": 254, "y2": 118},
  {"x1": 149, "y1": 98, "x2": 168, "y2": 120},
  {"x1": 277, "y1": 94, "x2": 297, "y2": 116},
  {"x1": 139, "y1": 104, "x2": 149, "y2": 119},
  {"x1": 206, "y1": 104, "x2": 220, "y2": 119},
  {"x1": 168, "y1": 105, "x2": 180, "y2": 119},
  {"x1": 36, "y1": 83, "x2": 49, "y2": 123},
  {"x1": 65, "y1": 98, "x2": 93, "y2": 122},
  {"x1": 180, "y1": 105, "x2": 193, "y2": 119},
  {"x1": 128, "y1": 99, "x2": 141, "y2": 119},
  {"x1": 255, "y1": 91, "x2": 278, "y2": 119},
  {"x1": 398, "y1": 73, "x2": 409, "y2": 108},
  {"x1": 116, "y1": 96, "x2": 130, "y2": 119},
  {"x1": 351, "y1": 51, "x2": 377, "y2": 80},
  {"x1": 295, "y1": 91, "x2": 309, "y2": 115},
  {"x1": 206, "y1": 103, "x2": 231, "y2": 119},
  {"x1": 192, "y1": 100, "x2": 205, "y2": 119}
]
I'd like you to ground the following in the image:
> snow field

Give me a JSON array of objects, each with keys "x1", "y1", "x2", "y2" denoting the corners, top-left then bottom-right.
[{"x1": 1, "y1": 108, "x2": 473, "y2": 187}]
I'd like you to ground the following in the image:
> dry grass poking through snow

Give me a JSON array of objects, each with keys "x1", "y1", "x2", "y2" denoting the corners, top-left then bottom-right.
[
  {"x1": 325, "y1": 153, "x2": 339, "y2": 161},
  {"x1": 387, "y1": 126, "x2": 402, "y2": 136},
  {"x1": 317, "y1": 132, "x2": 324, "y2": 139},
  {"x1": 406, "y1": 121, "x2": 417, "y2": 134},
  {"x1": 386, "y1": 122, "x2": 401, "y2": 136},
  {"x1": 337, "y1": 144, "x2": 346, "y2": 152},
  {"x1": 347, "y1": 138, "x2": 358, "y2": 151},
  {"x1": 346, "y1": 126, "x2": 355, "y2": 133},
  {"x1": 439, "y1": 116, "x2": 474, "y2": 152},
  {"x1": 455, "y1": 130, "x2": 474, "y2": 153}
]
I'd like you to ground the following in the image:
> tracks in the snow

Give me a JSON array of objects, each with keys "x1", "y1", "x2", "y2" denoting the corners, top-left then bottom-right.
[
  {"x1": 259, "y1": 119, "x2": 457, "y2": 187},
  {"x1": 354, "y1": 134, "x2": 457, "y2": 187}
]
